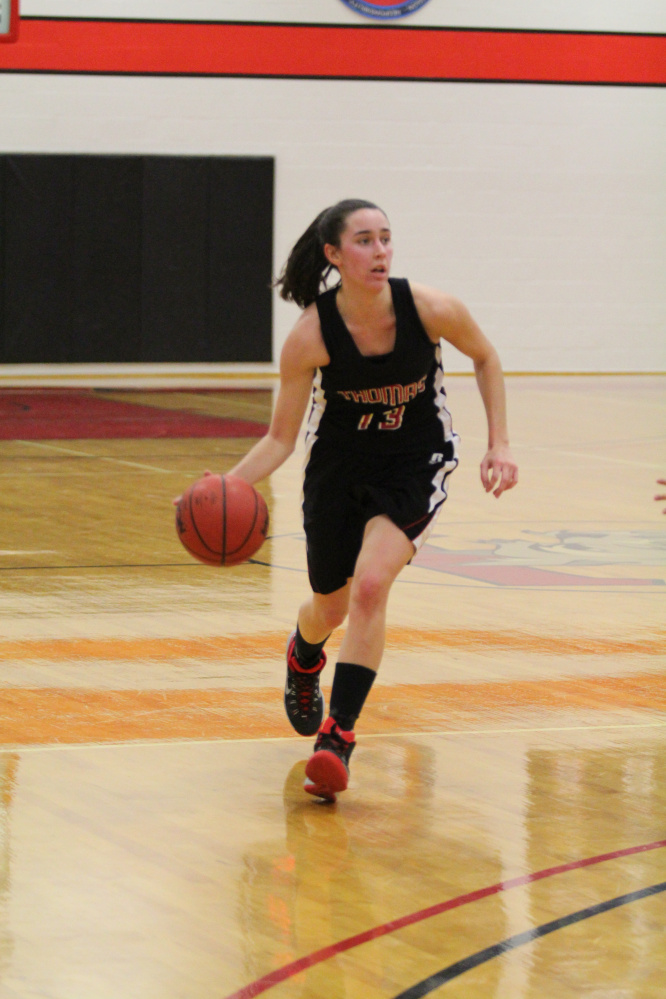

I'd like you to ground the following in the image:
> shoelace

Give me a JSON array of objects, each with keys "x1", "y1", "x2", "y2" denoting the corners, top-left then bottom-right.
[{"x1": 290, "y1": 670, "x2": 318, "y2": 711}]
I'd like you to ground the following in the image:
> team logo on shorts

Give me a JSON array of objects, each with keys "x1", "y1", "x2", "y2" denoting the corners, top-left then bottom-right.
[{"x1": 339, "y1": 0, "x2": 433, "y2": 20}]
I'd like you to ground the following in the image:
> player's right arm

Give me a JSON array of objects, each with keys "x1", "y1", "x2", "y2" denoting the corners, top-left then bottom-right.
[{"x1": 228, "y1": 307, "x2": 329, "y2": 486}]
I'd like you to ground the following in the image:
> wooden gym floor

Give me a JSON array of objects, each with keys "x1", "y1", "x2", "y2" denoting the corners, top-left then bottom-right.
[{"x1": 0, "y1": 375, "x2": 664, "y2": 998}]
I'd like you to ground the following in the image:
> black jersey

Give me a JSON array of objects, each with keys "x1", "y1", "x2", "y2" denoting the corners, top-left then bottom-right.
[{"x1": 306, "y1": 277, "x2": 454, "y2": 456}]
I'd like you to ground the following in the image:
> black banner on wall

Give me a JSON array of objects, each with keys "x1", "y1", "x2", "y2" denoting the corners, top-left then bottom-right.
[{"x1": 0, "y1": 154, "x2": 274, "y2": 363}]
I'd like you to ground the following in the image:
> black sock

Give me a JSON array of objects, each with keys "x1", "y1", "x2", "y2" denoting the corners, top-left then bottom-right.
[
  {"x1": 294, "y1": 625, "x2": 329, "y2": 669},
  {"x1": 329, "y1": 662, "x2": 376, "y2": 732}
]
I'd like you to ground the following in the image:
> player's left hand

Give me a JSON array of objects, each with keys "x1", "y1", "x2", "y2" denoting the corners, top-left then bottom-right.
[{"x1": 480, "y1": 445, "x2": 518, "y2": 498}]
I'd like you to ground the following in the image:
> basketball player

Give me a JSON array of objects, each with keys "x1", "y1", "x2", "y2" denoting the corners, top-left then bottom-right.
[{"x1": 228, "y1": 199, "x2": 518, "y2": 801}]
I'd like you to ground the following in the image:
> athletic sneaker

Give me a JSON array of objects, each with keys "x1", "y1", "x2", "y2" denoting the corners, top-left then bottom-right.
[
  {"x1": 304, "y1": 717, "x2": 355, "y2": 802},
  {"x1": 284, "y1": 631, "x2": 326, "y2": 736}
]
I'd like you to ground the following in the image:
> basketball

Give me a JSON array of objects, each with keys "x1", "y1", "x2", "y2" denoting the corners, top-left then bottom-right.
[{"x1": 175, "y1": 474, "x2": 269, "y2": 566}]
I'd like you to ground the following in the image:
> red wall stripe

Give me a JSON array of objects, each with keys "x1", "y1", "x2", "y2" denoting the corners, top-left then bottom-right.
[{"x1": 0, "y1": 20, "x2": 664, "y2": 84}]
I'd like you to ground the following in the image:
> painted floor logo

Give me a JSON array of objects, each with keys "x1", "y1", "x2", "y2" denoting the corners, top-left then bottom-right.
[
  {"x1": 339, "y1": 0, "x2": 433, "y2": 19},
  {"x1": 412, "y1": 530, "x2": 666, "y2": 588}
]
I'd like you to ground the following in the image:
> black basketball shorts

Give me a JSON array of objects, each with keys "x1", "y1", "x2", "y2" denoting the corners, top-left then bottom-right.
[{"x1": 302, "y1": 437, "x2": 459, "y2": 595}]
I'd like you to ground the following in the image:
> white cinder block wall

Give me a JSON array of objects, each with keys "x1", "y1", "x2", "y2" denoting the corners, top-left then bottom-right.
[{"x1": 2, "y1": 0, "x2": 665, "y2": 372}]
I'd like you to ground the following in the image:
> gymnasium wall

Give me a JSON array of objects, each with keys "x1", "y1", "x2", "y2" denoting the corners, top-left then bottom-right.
[{"x1": 1, "y1": 0, "x2": 665, "y2": 373}]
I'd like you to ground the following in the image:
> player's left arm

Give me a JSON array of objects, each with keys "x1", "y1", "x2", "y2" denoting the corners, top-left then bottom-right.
[{"x1": 411, "y1": 283, "x2": 518, "y2": 498}]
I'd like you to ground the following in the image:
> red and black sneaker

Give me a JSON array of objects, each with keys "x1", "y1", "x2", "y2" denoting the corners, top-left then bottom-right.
[
  {"x1": 304, "y1": 717, "x2": 355, "y2": 802},
  {"x1": 284, "y1": 631, "x2": 326, "y2": 736}
]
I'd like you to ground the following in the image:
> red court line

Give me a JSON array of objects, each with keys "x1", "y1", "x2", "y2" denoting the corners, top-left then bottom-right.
[
  {"x1": 223, "y1": 839, "x2": 666, "y2": 999},
  {"x1": 1, "y1": 21, "x2": 664, "y2": 84}
]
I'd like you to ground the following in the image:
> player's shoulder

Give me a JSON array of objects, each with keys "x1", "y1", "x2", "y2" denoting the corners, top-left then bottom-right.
[
  {"x1": 410, "y1": 282, "x2": 461, "y2": 317},
  {"x1": 288, "y1": 302, "x2": 324, "y2": 350},
  {"x1": 281, "y1": 303, "x2": 329, "y2": 372},
  {"x1": 409, "y1": 282, "x2": 467, "y2": 340}
]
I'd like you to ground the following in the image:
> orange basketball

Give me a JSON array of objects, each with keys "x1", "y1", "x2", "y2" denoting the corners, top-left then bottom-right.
[{"x1": 175, "y1": 474, "x2": 269, "y2": 566}]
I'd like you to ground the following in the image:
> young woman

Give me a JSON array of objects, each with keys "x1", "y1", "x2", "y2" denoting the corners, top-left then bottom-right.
[{"x1": 228, "y1": 198, "x2": 518, "y2": 801}]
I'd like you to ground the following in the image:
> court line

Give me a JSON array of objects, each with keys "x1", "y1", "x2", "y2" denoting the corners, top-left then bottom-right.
[
  {"x1": 19, "y1": 439, "x2": 174, "y2": 474},
  {"x1": 0, "y1": 470, "x2": 185, "y2": 479},
  {"x1": 0, "y1": 562, "x2": 198, "y2": 571},
  {"x1": 393, "y1": 881, "x2": 666, "y2": 997},
  {"x1": 2, "y1": 719, "x2": 663, "y2": 754},
  {"x1": 221, "y1": 841, "x2": 666, "y2": 999}
]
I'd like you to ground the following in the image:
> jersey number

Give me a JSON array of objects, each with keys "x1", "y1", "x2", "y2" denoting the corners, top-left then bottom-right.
[{"x1": 358, "y1": 406, "x2": 406, "y2": 431}]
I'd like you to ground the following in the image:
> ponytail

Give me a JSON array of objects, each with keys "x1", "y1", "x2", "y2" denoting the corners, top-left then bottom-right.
[{"x1": 275, "y1": 198, "x2": 383, "y2": 309}]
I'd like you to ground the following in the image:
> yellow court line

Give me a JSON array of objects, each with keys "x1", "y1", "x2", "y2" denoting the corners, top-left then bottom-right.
[
  {"x1": 0, "y1": 371, "x2": 661, "y2": 383},
  {"x1": 0, "y1": 368, "x2": 279, "y2": 383}
]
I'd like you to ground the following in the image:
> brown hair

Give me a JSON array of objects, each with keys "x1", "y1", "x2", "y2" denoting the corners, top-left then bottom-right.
[{"x1": 274, "y1": 199, "x2": 385, "y2": 309}]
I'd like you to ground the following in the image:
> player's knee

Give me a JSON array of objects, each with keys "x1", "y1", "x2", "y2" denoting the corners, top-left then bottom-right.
[
  {"x1": 313, "y1": 594, "x2": 348, "y2": 631},
  {"x1": 321, "y1": 603, "x2": 347, "y2": 631},
  {"x1": 350, "y1": 568, "x2": 391, "y2": 613}
]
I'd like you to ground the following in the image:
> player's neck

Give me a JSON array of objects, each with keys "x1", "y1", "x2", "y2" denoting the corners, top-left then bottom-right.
[{"x1": 336, "y1": 283, "x2": 392, "y2": 327}]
